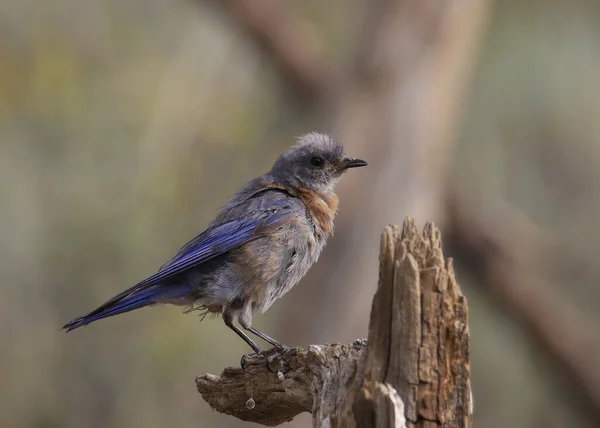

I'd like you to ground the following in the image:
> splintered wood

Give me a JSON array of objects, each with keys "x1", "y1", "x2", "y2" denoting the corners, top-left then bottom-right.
[{"x1": 354, "y1": 219, "x2": 471, "y2": 428}]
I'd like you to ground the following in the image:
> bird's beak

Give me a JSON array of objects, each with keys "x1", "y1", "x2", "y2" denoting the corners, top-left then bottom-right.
[{"x1": 342, "y1": 157, "x2": 368, "y2": 169}]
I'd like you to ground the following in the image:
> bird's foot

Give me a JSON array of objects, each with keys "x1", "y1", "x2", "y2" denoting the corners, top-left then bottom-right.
[
  {"x1": 265, "y1": 345, "x2": 290, "y2": 373},
  {"x1": 240, "y1": 345, "x2": 291, "y2": 372},
  {"x1": 240, "y1": 351, "x2": 261, "y2": 371},
  {"x1": 273, "y1": 343, "x2": 290, "y2": 353}
]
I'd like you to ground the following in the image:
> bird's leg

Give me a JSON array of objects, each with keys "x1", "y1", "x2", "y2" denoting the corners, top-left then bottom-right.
[
  {"x1": 237, "y1": 302, "x2": 290, "y2": 352},
  {"x1": 225, "y1": 321, "x2": 261, "y2": 354},
  {"x1": 245, "y1": 326, "x2": 289, "y2": 352},
  {"x1": 223, "y1": 313, "x2": 262, "y2": 370}
]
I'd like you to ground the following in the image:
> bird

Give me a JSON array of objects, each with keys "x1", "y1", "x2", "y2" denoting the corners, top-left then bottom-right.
[{"x1": 63, "y1": 132, "x2": 367, "y2": 357}]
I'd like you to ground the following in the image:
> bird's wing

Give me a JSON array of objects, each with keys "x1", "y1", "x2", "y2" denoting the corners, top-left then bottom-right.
[
  {"x1": 161, "y1": 193, "x2": 294, "y2": 268},
  {"x1": 89, "y1": 198, "x2": 298, "y2": 311}
]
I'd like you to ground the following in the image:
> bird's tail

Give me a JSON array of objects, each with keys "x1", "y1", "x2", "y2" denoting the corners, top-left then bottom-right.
[{"x1": 63, "y1": 287, "x2": 160, "y2": 332}]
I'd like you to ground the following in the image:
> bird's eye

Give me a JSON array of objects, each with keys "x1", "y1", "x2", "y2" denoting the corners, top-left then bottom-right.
[{"x1": 310, "y1": 156, "x2": 324, "y2": 167}]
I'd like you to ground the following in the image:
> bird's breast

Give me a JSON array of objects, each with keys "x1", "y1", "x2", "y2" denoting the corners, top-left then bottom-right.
[
  {"x1": 246, "y1": 218, "x2": 326, "y2": 314},
  {"x1": 296, "y1": 187, "x2": 339, "y2": 238}
]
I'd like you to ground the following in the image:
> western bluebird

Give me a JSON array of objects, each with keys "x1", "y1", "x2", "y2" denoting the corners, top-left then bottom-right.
[{"x1": 63, "y1": 133, "x2": 367, "y2": 357}]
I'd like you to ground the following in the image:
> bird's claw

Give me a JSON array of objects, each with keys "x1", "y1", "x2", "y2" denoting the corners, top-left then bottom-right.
[
  {"x1": 266, "y1": 345, "x2": 290, "y2": 373},
  {"x1": 274, "y1": 343, "x2": 290, "y2": 353},
  {"x1": 240, "y1": 345, "x2": 290, "y2": 372},
  {"x1": 240, "y1": 351, "x2": 260, "y2": 371}
]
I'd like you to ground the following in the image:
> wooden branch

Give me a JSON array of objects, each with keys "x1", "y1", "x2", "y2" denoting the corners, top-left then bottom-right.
[
  {"x1": 207, "y1": 0, "x2": 326, "y2": 102},
  {"x1": 197, "y1": 219, "x2": 472, "y2": 427},
  {"x1": 196, "y1": 342, "x2": 366, "y2": 426}
]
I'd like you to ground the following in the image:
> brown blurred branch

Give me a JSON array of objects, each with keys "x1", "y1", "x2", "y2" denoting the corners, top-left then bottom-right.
[
  {"x1": 445, "y1": 200, "x2": 600, "y2": 421},
  {"x1": 206, "y1": 0, "x2": 326, "y2": 102},
  {"x1": 197, "y1": 219, "x2": 472, "y2": 427}
]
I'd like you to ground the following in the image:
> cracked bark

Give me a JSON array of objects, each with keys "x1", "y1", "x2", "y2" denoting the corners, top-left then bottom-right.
[{"x1": 197, "y1": 218, "x2": 472, "y2": 427}]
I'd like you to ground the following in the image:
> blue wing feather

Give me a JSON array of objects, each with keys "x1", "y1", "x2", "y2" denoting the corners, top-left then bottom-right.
[{"x1": 164, "y1": 196, "x2": 291, "y2": 264}]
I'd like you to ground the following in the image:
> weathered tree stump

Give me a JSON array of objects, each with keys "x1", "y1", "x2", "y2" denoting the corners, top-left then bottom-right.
[{"x1": 197, "y1": 218, "x2": 471, "y2": 427}]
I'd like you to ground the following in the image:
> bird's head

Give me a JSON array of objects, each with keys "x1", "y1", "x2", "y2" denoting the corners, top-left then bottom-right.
[{"x1": 270, "y1": 133, "x2": 367, "y2": 193}]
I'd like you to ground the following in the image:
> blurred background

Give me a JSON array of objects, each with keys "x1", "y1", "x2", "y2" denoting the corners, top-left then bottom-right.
[{"x1": 1, "y1": 0, "x2": 600, "y2": 427}]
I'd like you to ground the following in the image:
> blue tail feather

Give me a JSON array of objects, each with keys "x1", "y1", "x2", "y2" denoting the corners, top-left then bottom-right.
[{"x1": 63, "y1": 287, "x2": 160, "y2": 332}]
